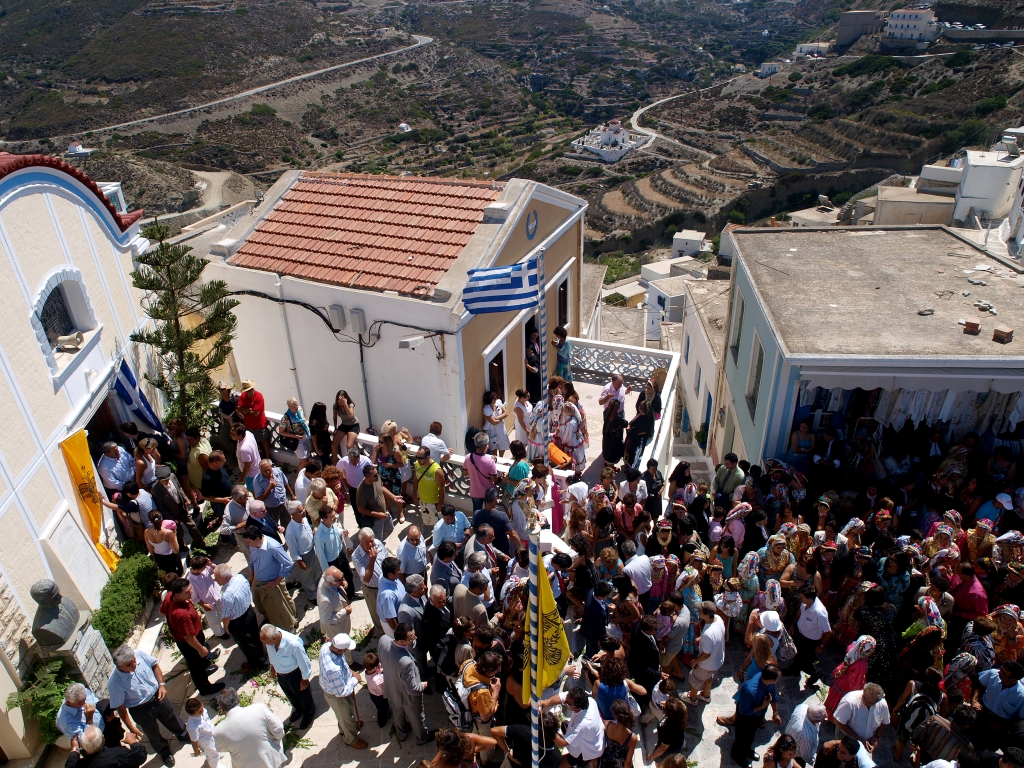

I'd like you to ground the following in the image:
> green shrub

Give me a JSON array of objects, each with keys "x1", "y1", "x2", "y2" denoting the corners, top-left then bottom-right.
[
  {"x1": 7, "y1": 660, "x2": 78, "y2": 745},
  {"x1": 788, "y1": 72, "x2": 803, "y2": 82},
  {"x1": 945, "y1": 50, "x2": 973, "y2": 68},
  {"x1": 121, "y1": 539, "x2": 148, "y2": 559},
  {"x1": 832, "y1": 55, "x2": 897, "y2": 78},
  {"x1": 92, "y1": 554, "x2": 159, "y2": 650},
  {"x1": 975, "y1": 95, "x2": 1008, "y2": 115},
  {"x1": 944, "y1": 117, "x2": 990, "y2": 152},
  {"x1": 250, "y1": 103, "x2": 277, "y2": 117},
  {"x1": 728, "y1": 209, "x2": 746, "y2": 224}
]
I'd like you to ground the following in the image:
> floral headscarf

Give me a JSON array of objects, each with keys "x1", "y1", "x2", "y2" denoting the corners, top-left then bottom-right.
[
  {"x1": 993, "y1": 604, "x2": 1022, "y2": 624},
  {"x1": 919, "y1": 596, "x2": 943, "y2": 629},
  {"x1": 513, "y1": 479, "x2": 536, "y2": 500},
  {"x1": 943, "y1": 510, "x2": 963, "y2": 531},
  {"x1": 778, "y1": 522, "x2": 798, "y2": 539},
  {"x1": 650, "y1": 555, "x2": 667, "y2": 581},
  {"x1": 691, "y1": 551, "x2": 708, "y2": 565},
  {"x1": 936, "y1": 524, "x2": 954, "y2": 543},
  {"x1": 973, "y1": 519, "x2": 994, "y2": 534},
  {"x1": 904, "y1": 543, "x2": 925, "y2": 565},
  {"x1": 765, "y1": 534, "x2": 791, "y2": 572},
  {"x1": 819, "y1": 540, "x2": 838, "y2": 553},
  {"x1": 997, "y1": 531, "x2": 1024, "y2": 546},
  {"x1": 726, "y1": 502, "x2": 752, "y2": 524},
  {"x1": 874, "y1": 510, "x2": 892, "y2": 523},
  {"x1": 678, "y1": 565, "x2": 700, "y2": 590},
  {"x1": 841, "y1": 518, "x2": 866, "y2": 537},
  {"x1": 773, "y1": 484, "x2": 789, "y2": 501},
  {"x1": 943, "y1": 652, "x2": 977, "y2": 688},
  {"x1": 816, "y1": 494, "x2": 831, "y2": 510},
  {"x1": 844, "y1": 635, "x2": 877, "y2": 666},
  {"x1": 738, "y1": 552, "x2": 760, "y2": 581},
  {"x1": 665, "y1": 554, "x2": 681, "y2": 573},
  {"x1": 765, "y1": 579, "x2": 783, "y2": 610}
]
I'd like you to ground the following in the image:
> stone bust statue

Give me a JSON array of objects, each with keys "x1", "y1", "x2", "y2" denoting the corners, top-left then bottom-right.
[{"x1": 30, "y1": 580, "x2": 80, "y2": 647}]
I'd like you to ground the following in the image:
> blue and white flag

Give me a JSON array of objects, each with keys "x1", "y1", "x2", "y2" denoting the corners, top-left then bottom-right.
[
  {"x1": 114, "y1": 358, "x2": 163, "y2": 432},
  {"x1": 463, "y1": 257, "x2": 539, "y2": 315}
]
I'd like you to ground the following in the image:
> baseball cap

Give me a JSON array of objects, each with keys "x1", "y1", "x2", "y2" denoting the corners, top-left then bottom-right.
[{"x1": 331, "y1": 633, "x2": 355, "y2": 651}]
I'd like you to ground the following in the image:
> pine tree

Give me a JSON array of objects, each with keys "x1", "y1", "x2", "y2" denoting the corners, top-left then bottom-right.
[{"x1": 130, "y1": 223, "x2": 239, "y2": 428}]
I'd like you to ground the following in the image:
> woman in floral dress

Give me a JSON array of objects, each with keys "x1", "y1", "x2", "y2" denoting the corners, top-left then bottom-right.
[
  {"x1": 825, "y1": 635, "x2": 877, "y2": 721},
  {"x1": 736, "y1": 552, "x2": 761, "y2": 638},
  {"x1": 678, "y1": 566, "x2": 703, "y2": 664},
  {"x1": 557, "y1": 384, "x2": 589, "y2": 472}
]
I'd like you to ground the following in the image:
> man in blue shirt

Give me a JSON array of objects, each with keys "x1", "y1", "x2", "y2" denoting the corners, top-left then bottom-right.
[
  {"x1": 243, "y1": 524, "x2": 297, "y2": 632},
  {"x1": 377, "y1": 556, "x2": 407, "y2": 638},
  {"x1": 471, "y1": 489, "x2": 518, "y2": 555},
  {"x1": 108, "y1": 647, "x2": 188, "y2": 766},
  {"x1": 311, "y1": 504, "x2": 357, "y2": 602},
  {"x1": 252, "y1": 460, "x2": 294, "y2": 528},
  {"x1": 260, "y1": 624, "x2": 316, "y2": 730},
  {"x1": 432, "y1": 505, "x2": 471, "y2": 560},
  {"x1": 731, "y1": 665, "x2": 782, "y2": 768},
  {"x1": 581, "y1": 582, "x2": 613, "y2": 657},
  {"x1": 396, "y1": 526, "x2": 428, "y2": 578},
  {"x1": 98, "y1": 442, "x2": 135, "y2": 500},
  {"x1": 56, "y1": 684, "x2": 124, "y2": 749},
  {"x1": 213, "y1": 563, "x2": 268, "y2": 671},
  {"x1": 973, "y1": 661, "x2": 1024, "y2": 748}
]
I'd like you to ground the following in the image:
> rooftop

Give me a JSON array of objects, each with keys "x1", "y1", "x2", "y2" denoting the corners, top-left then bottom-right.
[
  {"x1": 789, "y1": 205, "x2": 840, "y2": 226},
  {"x1": 0, "y1": 152, "x2": 144, "y2": 231},
  {"x1": 687, "y1": 281, "x2": 729, "y2": 361},
  {"x1": 733, "y1": 226, "x2": 1024, "y2": 358},
  {"x1": 581, "y1": 262, "x2": 608, "y2": 319},
  {"x1": 965, "y1": 149, "x2": 1024, "y2": 169},
  {"x1": 229, "y1": 172, "x2": 502, "y2": 296},
  {"x1": 876, "y1": 186, "x2": 957, "y2": 204}
]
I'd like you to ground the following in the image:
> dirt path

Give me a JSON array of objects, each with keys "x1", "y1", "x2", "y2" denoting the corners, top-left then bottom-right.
[
  {"x1": 634, "y1": 176, "x2": 684, "y2": 209},
  {"x1": 601, "y1": 189, "x2": 644, "y2": 216},
  {"x1": 3, "y1": 35, "x2": 433, "y2": 143}
]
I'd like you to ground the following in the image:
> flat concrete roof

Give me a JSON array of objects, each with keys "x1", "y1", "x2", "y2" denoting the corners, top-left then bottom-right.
[
  {"x1": 732, "y1": 226, "x2": 1024, "y2": 358},
  {"x1": 581, "y1": 262, "x2": 608, "y2": 320},
  {"x1": 650, "y1": 275, "x2": 697, "y2": 296},
  {"x1": 687, "y1": 282, "x2": 729, "y2": 361},
  {"x1": 877, "y1": 186, "x2": 956, "y2": 204},
  {"x1": 790, "y1": 206, "x2": 840, "y2": 226},
  {"x1": 965, "y1": 150, "x2": 1024, "y2": 169}
]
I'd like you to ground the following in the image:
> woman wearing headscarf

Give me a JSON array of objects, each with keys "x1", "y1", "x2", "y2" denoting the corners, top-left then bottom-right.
[
  {"x1": 623, "y1": 378, "x2": 661, "y2": 469},
  {"x1": 990, "y1": 604, "x2": 1024, "y2": 664},
  {"x1": 824, "y1": 635, "x2": 877, "y2": 721},
  {"x1": 677, "y1": 565, "x2": 703, "y2": 664},
  {"x1": 556, "y1": 387, "x2": 589, "y2": 472},
  {"x1": 758, "y1": 535, "x2": 794, "y2": 591},
  {"x1": 964, "y1": 519, "x2": 996, "y2": 565},
  {"x1": 737, "y1": 552, "x2": 761, "y2": 638},
  {"x1": 745, "y1": 579, "x2": 785, "y2": 647},
  {"x1": 894, "y1": 625, "x2": 945, "y2": 698},
  {"x1": 994, "y1": 530, "x2": 1024, "y2": 567},
  {"x1": 778, "y1": 522, "x2": 800, "y2": 558},
  {"x1": 942, "y1": 652, "x2": 978, "y2": 703},
  {"x1": 724, "y1": 502, "x2": 751, "y2": 552},
  {"x1": 903, "y1": 595, "x2": 946, "y2": 643},
  {"x1": 923, "y1": 524, "x2": 955, "y2": 561}
]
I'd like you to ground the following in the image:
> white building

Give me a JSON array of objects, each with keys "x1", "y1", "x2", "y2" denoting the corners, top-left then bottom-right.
[
  {"x1": 197, "y1": 171, "x2": 587, "y2": 438},
  {"x1": 794, "y1": 42, "x2": 830, "y2": 57},
  {"x1": 570, "y1": 119, "x2": 644, "y2": 163},
  {"x1": 952, "y1": 147, "x2": 1024, "y2": 222},
  {"x1": 0, "y1": 152, "x2": 154, "y2": 757},
  {"x1": 759, "y1": 62, "x2": 779, "y2": 78},
  {"x1": 671, "y1": 229, "x2": 708, "y2": 257},
  {"x1": 1001, "y1": 171, "x2": 1024, "y2": 256},
  {"x1": 678, "y1": 281, "x2": 726, "y2": 446},
  {"x1": 65, "y1": 142, "x2": 96, "y2": 159},
  {"x1": 884, "y1": 9, "x2": 940, "y2": 42}
]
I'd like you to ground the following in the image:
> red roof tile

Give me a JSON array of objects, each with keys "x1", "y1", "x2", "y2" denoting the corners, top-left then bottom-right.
[
  {"x1": 0, "y1": 152, "x2": 143, "y2": 231},
  {"x1": 230, "y1": 172, "x2": 502, "y2": 296}
]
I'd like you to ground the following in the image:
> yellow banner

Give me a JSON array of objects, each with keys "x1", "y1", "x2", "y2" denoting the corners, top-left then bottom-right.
[
  {"x1": 59, "y1": 430, "x2": 119, "y2": 570},
  {"x1": 522, "y1": 556, "x2": 571, "y2": 704}
]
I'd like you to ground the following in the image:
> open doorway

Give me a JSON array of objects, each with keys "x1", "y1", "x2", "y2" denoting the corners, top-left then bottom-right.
[{"x1": 524, "y1": 316, "x2": 542, "y2": 402}]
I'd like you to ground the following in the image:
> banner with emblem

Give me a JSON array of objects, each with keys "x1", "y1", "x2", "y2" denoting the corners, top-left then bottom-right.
[
  {"x1": 59, "y1": 430, "x2": 119, "y2": 569},
  {"x1": 522, "y1": 552, "x2": 571, "y2": 704}
]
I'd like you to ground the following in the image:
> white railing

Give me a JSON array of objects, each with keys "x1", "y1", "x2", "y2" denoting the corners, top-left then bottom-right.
[{"x1": 568, "y1": 336, "x2": 680, "y2": 469}]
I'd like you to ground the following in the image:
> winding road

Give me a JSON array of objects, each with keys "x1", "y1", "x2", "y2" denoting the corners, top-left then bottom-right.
[
  {"x1": 628, "y1": 76, "x2": 739, "y2": 154},
  {"x1": 6, "y1": 34, "x2": 433, "y2": 142}
]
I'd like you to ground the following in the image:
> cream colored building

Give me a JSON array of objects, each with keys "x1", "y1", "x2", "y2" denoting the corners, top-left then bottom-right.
[
  {"x1": 0, "y1": 152, "x2": 154, "y2": 757},
  {"x1": 196, "y1": 171, "x2": 587, "y2": 438}
]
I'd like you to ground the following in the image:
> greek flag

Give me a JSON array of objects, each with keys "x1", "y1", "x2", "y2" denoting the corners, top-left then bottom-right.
[
  {"x1": 114, "y1": 359, "x2": 163, "y2": 432},
  {"x1": 463, "y1": 257, "x2": 539, "y2": 315}
]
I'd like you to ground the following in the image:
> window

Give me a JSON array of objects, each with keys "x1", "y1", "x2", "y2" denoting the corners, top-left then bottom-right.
[
  {"x1": 557, "y1": 278, "x2": 569, "y2": 328},
  {"x1": 730, "y1": 295, "x2": 745, "y2": 362},
  {"x1": 747, "y1": 335, "x2": 765, "y2": 417},
  {"x1": 40, "y1": 286, "x2": 75, "y2": 350},
  {"x1": 684, "y1": 334, "x2": 691, "y2": 364},
  {"x1": 694, "y1": 363, "x2": 702, "y2": 396}
]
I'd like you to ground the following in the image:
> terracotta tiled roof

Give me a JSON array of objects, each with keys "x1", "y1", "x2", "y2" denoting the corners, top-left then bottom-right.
[
  {"x1": 230, "y1": 172, "x2": 503, "y2": 296},
  {"x1": 0, "y1": 152, "x2": 144, "y2": 230}
]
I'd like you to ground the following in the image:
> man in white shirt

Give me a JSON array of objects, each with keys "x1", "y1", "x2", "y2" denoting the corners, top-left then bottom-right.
[
  {"x1": 790, "y1": 585, "x2": 832, "y2": 687},
  {"x1": 540, "y1": 687, "x2": 604, "y2": 767},
  {"x1": 620, "y1": 541, "x2": 652, "y2": 609},
  {"x1": 293, "y1": 460, "x2": 321, "y2": 505},
  {"x1": 419, "y1": 422, "x2": 451, "y2": 464},
  {"x1": 598, "y1": 374, "x2": 629, "y2": 413},
  {"x1": 284, "y1": 502, "x2": 320, "y2": 604},
  {"x1": 687, "y1": 601, "x2": 725, "y2": 705},
  {"x1": 834, "y1": 684, "x2": 890, "y2": 752}
]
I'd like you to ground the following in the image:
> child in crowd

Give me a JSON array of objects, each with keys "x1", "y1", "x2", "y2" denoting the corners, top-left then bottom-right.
[
  {"x1": 649, "y1": 556, "x2": 670, "y2": 606},
  {"x1": 641, "y1": 677, "x2": 676, "y2": 728},
  {"x1": 654, "y1": 599, "x2": 675, "y2": 644},
  {"x1": 715, "y1": 577, "x2": 744, "y2": 641},
  {"x1": 362, "y1": 652, "x2": 390, "y2": 727},
  {"x1": 185, "y1": 697, "x2": 220, "y2": 768},
  {"x1": 708, "y1": 506, "x2": 726, "y2": 544}
]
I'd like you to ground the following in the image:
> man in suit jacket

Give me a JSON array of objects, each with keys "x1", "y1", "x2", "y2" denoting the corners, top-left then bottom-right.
[
  {"x1": 317, "y1": 567, "x2": 352, "y2": 641},
  {"x1": 245, "y1": 500, "x2": 284, "y2": 544},
  {"x1": 454, "y1": 576, "x2": 494, "y2": 630},
  {"x1": 430, "y1": 541, "x2": 463, "y2": 597},
  {"x1": 378, "y1": 623, "x2": 435, "y2": 745},
  {"x1": 151, "y1": 466, "x2": 203, "y2": 550},
  {"x1": 65, "y1": 727, "x2": 145, "y2": 768},
  {"x1": 422, "y1": 583, "x2": 452, "y2": 669},
  {"x1": 396, "y1": 575, "x2": 429, "y2": 678},
  {"x1": 212, "y1": 688, "x2": 285, "y2": 768},
  {"x1": 629, "y1": 616, "x2": 663, "y2": 710}
]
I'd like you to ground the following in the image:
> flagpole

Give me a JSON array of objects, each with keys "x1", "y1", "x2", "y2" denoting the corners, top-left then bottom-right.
[{"x1": 530, "y1": 246, "x2": 548, "y2": 768}]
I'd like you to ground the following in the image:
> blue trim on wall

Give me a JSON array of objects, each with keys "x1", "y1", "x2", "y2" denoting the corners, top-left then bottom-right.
[
  {"x1": 0, "y1": 170, "x2": 135, "y2": 248},
  {"x1": 772, "y1": 364, "x2": 802, "y2": 459}
]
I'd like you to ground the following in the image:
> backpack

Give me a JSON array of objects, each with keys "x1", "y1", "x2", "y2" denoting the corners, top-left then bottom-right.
[
  {"x1": 435, "y1": 632, "x2": 465, "y2": 677},
  {"x1": 901, "y1": 692, "x2": 938, "y2": 734},
  {"x1": 776, "y1": 627, "x2": 797, "y2": 664},
  {"x1": 442, "y1": 662, "x2": 488, "y2": 729}
]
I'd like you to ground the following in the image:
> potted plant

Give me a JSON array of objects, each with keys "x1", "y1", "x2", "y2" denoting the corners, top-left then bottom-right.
[{"x1": 694, "y1": 425, "x2": 709, "y2": 450}]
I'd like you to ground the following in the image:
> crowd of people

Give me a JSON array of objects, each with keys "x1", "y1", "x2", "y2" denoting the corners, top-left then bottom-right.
[{"x1": 69, "y1": 374, "x2": 1024, "y2": 768}]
